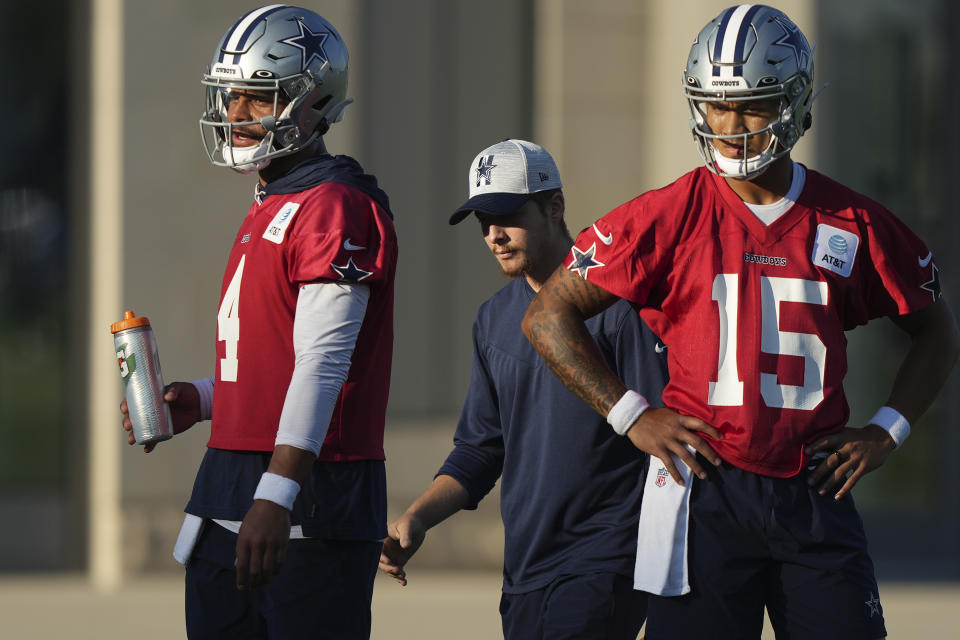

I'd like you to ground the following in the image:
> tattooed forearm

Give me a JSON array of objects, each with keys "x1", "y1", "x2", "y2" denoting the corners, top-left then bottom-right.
[
  {"x1": 522, "y1": 268, "x2": 626, "y2": 417},
  {"x1": 553, "y1": 264, "x2": 612, "y2": 318}
]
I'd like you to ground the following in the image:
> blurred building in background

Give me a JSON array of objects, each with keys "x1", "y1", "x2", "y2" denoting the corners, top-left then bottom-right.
[{"x1": 0, "y1": 0, "x2": 957, "y2": 588}]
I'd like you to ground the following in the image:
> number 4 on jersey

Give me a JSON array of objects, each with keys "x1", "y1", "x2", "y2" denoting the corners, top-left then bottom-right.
[{"x1": 218, "y1": 255, "x2": 245, "y2": 382}]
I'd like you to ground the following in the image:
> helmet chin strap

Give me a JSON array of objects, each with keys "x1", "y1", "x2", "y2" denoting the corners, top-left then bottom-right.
[
  {"x1": 709, "y1": 133, "x2": 777, "y2": 180},
  {"x1": 225, "y1": 131, "x2": 275, "y2": 174},
  {"x1": 712, "y1": 148, "x2": 771, "y2": 179}
]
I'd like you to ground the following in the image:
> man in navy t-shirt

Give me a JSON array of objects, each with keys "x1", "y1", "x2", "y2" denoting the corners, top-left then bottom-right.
[{"x1": 378, "y1": 140, "x2": 668, "y2": 640}]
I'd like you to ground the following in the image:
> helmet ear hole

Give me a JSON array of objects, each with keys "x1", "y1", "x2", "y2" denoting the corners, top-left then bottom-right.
[
  {"x1": 803, "y1": 112, "x2": 812, "y2": 131},
  {"x1": 279, "y1": 128, "x2": 300, "y2": 146},
  {"x1": 309, "y1": 95, "x2": 333, "y2": 136}
]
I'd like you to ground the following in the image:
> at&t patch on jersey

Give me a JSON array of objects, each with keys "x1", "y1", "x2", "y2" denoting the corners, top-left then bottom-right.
[
  {"x1": 811, "y1": 224, "x2": 859, "y2": 277},
  {"x1": 263, "y1": 202, "x2": 300, "y2": 244}
]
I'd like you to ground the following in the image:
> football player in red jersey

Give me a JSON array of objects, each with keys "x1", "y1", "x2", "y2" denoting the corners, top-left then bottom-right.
[
  {"x1": 523, "y1": 4, "x2": 958, "y2": 639},
  {"x1": 121, "y1": 5, "x2": 396, "y2": 639}
]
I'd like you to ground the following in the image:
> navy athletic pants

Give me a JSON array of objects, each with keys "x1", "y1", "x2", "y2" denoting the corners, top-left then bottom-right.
[
  {"x1": 499, "y1": 572, "x2": 646, "y2": 640},
  {"x1": 185, "y1": 521, "x2": 380, "y2": 640},
  {"x1": 644, "y1": 457, "x2": 887, "y2": 640}
]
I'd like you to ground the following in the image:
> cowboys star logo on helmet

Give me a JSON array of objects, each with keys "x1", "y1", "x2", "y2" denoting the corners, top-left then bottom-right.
[
  {"x1": 280, "y1": 18, "x2": 331, "y2": 70},
  {"x1": 683, "y1": 4, "x2": 818, "y2": 179},
  {"x1": 199, "y1": 4, "x2": 353, "y2": 173},
  {"x1": 769, "y1": 16, "x2": 810, "y2": 71}
]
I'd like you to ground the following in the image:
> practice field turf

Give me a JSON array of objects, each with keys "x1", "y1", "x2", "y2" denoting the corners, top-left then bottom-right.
[{"x1": 0, "y1": 571, "x2": 956, "y2": 639}]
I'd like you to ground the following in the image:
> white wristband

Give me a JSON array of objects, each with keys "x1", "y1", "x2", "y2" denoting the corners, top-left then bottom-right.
[
  {"x1": 607, "y1": 390, "x2": 650, "y2": 436},
  {"x1": 190, "y1": 377, "x2": 215, "y2": 421},
  {"x1": 253, "y1": 472, "x2": 301, "y2": 511},
  {"x1": 869, "y1": 406, "x2": 911, "y2": 447}
]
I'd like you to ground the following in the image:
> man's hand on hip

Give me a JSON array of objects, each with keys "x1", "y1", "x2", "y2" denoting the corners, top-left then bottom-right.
[{"x1": 626, "y1": 407, "x2": 723, "y2": 485}]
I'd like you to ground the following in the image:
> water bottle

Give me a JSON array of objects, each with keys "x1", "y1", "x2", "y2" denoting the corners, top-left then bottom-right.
[{"x1": 110, "y1": 310, "x2": 173, "y2": 445}]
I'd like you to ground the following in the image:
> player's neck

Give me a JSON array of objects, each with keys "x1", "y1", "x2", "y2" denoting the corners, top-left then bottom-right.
[
  {"x1": 723, "y1": 156, "x2": 793, "y2": 205},
  {"x1": 258, "y1": 138, "x2": 329, "y2": 186},
  {"x1": 524, "y1": 238, "x2": 574, "y2": 292}
]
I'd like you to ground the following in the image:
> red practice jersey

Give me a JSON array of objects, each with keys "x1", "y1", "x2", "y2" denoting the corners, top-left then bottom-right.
[
  {"x1": 568, "y1": 166, "x2": 939, "y2": 476},
  {"x1": 208, "y1": 181, "x2": 397, "y2": 460}
]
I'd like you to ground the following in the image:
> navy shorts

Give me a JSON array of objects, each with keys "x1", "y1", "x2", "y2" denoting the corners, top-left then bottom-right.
[
  {"x1": 499, "y1": 572, "x2": 646, "y2": 640},
  {"x1": 185, "y1": 521, "x2": 381, "y2": 640},
  {"x1": 645, "y1": 458, "x2": 887, "y2": 640}
]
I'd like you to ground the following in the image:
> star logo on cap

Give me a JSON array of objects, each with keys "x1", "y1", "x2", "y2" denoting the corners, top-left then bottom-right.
[
  {"x1": 475, "y1": 155, "x2": 496, "y2": 187},
  {"x1": 281, "y1": 19, "x2": 330, "y2": 70},
  {"x1": 864, "y1": 593, "x2": 882, "y2": 617},
  {"x1": 331, "y1": 257, "x2": 372, "y2": 282},
  {"x1": 568, "y1": 243, "x2": 605, "y2": 280}
]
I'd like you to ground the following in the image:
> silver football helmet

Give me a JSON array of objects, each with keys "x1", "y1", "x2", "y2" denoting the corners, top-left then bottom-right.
[
  {"x1": 199, "y1": 5, "x2": 351, "y2": 173},
  {"x1": 683, "y1": 4, "x2": 815, "y2": 179}
]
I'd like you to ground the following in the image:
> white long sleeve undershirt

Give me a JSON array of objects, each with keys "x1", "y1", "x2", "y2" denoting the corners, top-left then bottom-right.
[
  {"x1": 191, "y1": 282, "x2": 368, "y2": 451},
  {"x1": 275, "y1": 280, "x2": 370, "y2": 455}
]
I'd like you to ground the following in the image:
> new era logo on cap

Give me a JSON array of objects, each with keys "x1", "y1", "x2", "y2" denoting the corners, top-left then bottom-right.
[{"x1": 450, "y1": 139, "x2": 562, "y2": 224}]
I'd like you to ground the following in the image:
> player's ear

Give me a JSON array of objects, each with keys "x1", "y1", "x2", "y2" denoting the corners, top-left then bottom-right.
[{"x1": 548, "y1": 190, "x2": 565, "y2": 222}]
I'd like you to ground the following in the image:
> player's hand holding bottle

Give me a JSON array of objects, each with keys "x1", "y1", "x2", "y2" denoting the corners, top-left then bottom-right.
[{"x1": 121, "y1": 381, "x2": 202, "y2": 452}]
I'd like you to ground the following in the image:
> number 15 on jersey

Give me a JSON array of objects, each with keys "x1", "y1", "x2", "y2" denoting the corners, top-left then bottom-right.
[{"x1": 709, "y1": 273, "x2": 829, "y2": 412}]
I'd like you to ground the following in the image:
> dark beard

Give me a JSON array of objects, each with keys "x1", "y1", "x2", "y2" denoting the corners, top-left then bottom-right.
[{"x1": 498, "y1": 256, "x2": 533, "y2": 280}]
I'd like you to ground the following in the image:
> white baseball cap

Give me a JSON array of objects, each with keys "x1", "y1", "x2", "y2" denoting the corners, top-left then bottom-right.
[{"x1": 449, "y1": 139, "x2": 563, "y2": 225}]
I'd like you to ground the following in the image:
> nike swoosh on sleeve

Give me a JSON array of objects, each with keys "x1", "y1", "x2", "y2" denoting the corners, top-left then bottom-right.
[
  {"x1": 918, "y1": 251, "x2": 933, "y2": 267},
  {"x1": 344, "y1": 238, "x2": 366, "y2": 251},
  {"x1": 592, "y1": 224, "x2": 613, "y2": 245}
]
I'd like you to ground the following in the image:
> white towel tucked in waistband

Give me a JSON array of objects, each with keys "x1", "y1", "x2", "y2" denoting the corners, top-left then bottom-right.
[
  {"x1": 172, "y1": 513, "x2": 313, "y2": 566},
  {"x1": 633, "y1": 448, "x2": 695, "y2": 596},
  {"x1": 173, "y1": 514, "x2": 205, "y2": 566}
]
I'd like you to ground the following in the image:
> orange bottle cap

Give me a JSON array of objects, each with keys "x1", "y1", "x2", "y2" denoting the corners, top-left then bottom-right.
[{"x1": 110, "y1": 310, "x2": 151, "y2": 334}]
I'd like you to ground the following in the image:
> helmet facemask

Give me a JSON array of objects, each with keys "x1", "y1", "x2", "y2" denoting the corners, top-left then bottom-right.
[
  {"x1": 200, "y1": 78, "x2": 283, "y2": 173},
  {"x1": 200, "y1": 68, "x2": 353, "y2": 174},
  {"x1": 685, "y1": 75, "x2": 813, "y2": 179}
]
